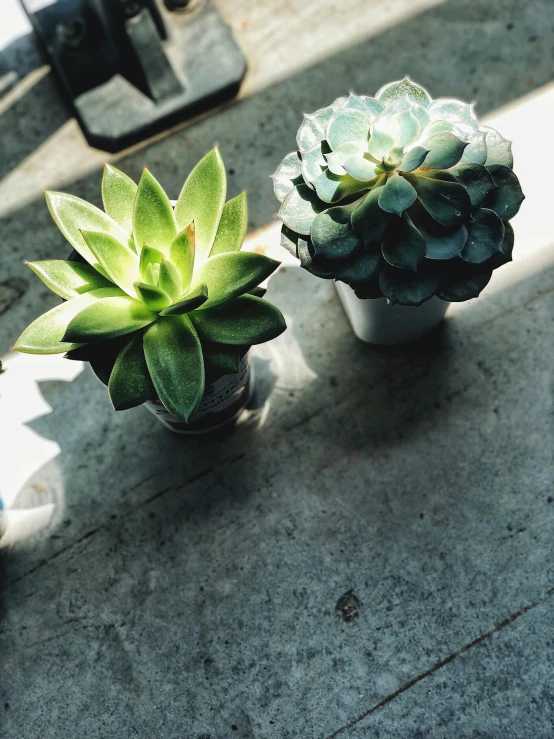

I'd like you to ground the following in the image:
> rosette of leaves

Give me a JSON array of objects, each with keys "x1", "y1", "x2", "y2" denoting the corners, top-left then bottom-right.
[
  {"x1": 273, "y1": 78, "x2": 524, "y2": 306},
  {"x1": 15, "y1": 149, "x2": 286, "y2": 421}
]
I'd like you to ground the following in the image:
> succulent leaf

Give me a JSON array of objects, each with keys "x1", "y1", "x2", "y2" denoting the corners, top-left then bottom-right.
[
  {"x1": 159, "y1": 259, "x2": 182, "y2": 302},
  {"x1": 174, "y1": 148, "x2": 226, "y2": 263},
  {"x1": 410, "y1": 202, "x2": 468, "y2": 260},
  {"x1": 378, "y1": 173, "x2": 417, "y2": 215},
  {"x1": 193, "y1": 252, "x2": 280, "y2": 309},
  {"x1": 325, "y1": 142, "x2": 367, "y2": 176},
  {"x1": 297, "y1": 237, "x2": 335, "y2": 279},
  {"x1": 45, "y1": 191, "x2": 131, "y2": 272},
  {"x1": 399, "y1": 146, "x2": 429, "y2": 172},
  {"x1": 351, "y1": 186, "x2": 389, "y2": 245},
  {"x1": 133, "y1": 169, "x2": 177, "y2": 255},
  {"x1": 311, "y1": 206, "x2": 363, "y2": 261},
  {"x1": 326, "y1": 109, "x2": 370, "y2": 150},
  {"x1": 102, "y1": 165, "x2": 137, "y2": 234},
  {"x1": 139, "y1": 245, "x2": 165, "y2": 279},
  {"x1": 191, "y1": 295, "x2": 286, "y2": 346},
  {"x1": 160, "y1": 284, "x2": 209, "y2": 315},
  {"x1": 462, "y1": 208, "x2": 505, "y2": 264},
  {"x1": 436, "y1": 264, "x2": 493, "y2": 302},
  {"x1": 461, "y1": 130, "x2": 488, "y2": 165},
  {"x1": 302, "y1": 142, "x2": 330, "y2": 187},
  {"x1": 481, "y1": 126, "x2": 513, "y2": 168},
  {"x1": 81, "y1": 229, "x2": 139, "y2": 298},
  {"x1": 342, "y1": 156, "x2": 379, "y2": 182},
  {"x1": 421, "y1": 132, "x2": 467, "y2": 169},
  {"x1": 482, "y1": 164, "x2": 524, "y2": 220},
  {"x1": 14, "y1": 287, "x2": 123, "y2": 354},
  {"x1": 108, "y1": 332, "x2": 156, "y2": 410},
  {"x1": 427, "y1": 99, "x2": 477, "y2": 128},
  {"x1": 63, "y1": 295, "x2": 157, "y2": 343},
  {"x1": 367, "y1": 128, "x2": 395, "y2": 160},
  {"x1": 296, "y1": 106, "x2": 336, "y2": 152},
  {"x1": 375, "y1": 78, "x2": 431, "y2": 108},
  {"x1": 271, "y1": 151, "x2": 303, "y2": 203},
  {"x1": 382, "y1": 214, "x2": 426, "y2": 271},
  {"x1": 379, "y1": 262, "x2": 440, "y2": 306},
  {"x1": 387, "y1": 110, "x2": 420, "y2": 147},
  {"x1": 27, "y1": 260, "x2": 114, "y2": 300},
  {"x1": 169, "y1": 224, "x2": 195, "y2": 292},
  {"x1": 143, "y1": 315, "x2": 204, "y2": 422},
  {"x1": 340, "y1": 93, "x2": 384, "y2": 119},
  {"x1": 335, "y1": 249, "x2": 381, "y2": 285},
  {"x1": 133, "y1": 282, "x2": 172, "y2": 312},
  {"x1": 453, "y1": 163, "x2": 497, "y2": 207},
  {"x1": 313, "y1": 170, "x2": 369, "y2": 204},
  {"x1": 279, "y1": 183, "x2": 324, "y2": 234},
  {"x1": 202, "y1": 342, "x2": 242, "y2": 377},
  {"x1": 405, "y1": 173, "x2": 471, "y2": 227},
  {"x1": 210, "y1": 192, "x2": 248, "y2": 257}
]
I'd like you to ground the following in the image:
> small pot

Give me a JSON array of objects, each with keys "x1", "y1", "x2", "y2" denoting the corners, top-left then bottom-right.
[{"x1": 335, "y1": 281, "x2": 449, "y2": 346}]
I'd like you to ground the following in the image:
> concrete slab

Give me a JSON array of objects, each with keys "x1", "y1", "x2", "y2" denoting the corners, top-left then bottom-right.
[{"x1": 1, "y1": 0, "x2": 553, "y2": 737}]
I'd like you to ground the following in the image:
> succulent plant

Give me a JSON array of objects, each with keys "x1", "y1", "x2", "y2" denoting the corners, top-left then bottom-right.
[
  {"x1": 273, "y1": 78, "x2": 524, "y2": 306},
  {"x1": 15, "y1": 149, "x2": 286, "y2": 421}
]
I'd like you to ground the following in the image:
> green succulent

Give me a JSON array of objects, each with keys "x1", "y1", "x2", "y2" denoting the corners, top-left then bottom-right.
[
  {"x1": 273, "y1": 78, "x2": 524, "y2": 306},
  {"x1": 15, "y1": 149, "x2": 286, "y2": 421}
]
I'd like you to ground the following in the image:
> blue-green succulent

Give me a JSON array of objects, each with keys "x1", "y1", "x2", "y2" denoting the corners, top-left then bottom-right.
[
  {"x1": 273, "y1": 78, "x2": 524, "y2": 306},
  {"x1": 15, "y1": 149, "x2": 286, "y2": 421}
]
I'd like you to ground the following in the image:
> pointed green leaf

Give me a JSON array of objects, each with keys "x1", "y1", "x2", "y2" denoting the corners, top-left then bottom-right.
[
  {"x1": 481, "y1": 126, "x2": 513, "y2": 168},
  {"x1": 376, "y1": 78, "x2": 432, "y2": 107},
  {"x1": 382, "y1": 213, "x2": 426, "y2": 271},
  {"x1": 378, "y1": 173, "x2": 417, "y2": 215},
  {"x1": 421, "y1": 132, "x2": 467, "y2": 169},
  {"x1": 405, "y1": 174, "x2": 471, "y2": 227},
  {"x1": 27, "y1": 260, "x2": 113, "y2": 300},
  {"x1": 488, "y1": 222, "x2": 515, "y2": 269},
  {"x1": 387, "y1": 110, "x2": 420, "y2": 147},
  {"x1": 296, "y1": 105, "x2": 336, "y2": 152},
  {"x1": 325, "y1": 141, "x2": 367, "y2": 176},
  {"x1": 279, "y1": 184, "x2": 324, "y2": 234},
  {"x1": 210, "y1": 192, "x2": 248, "y2": 257},
  {"x1": 367, "y1": 128, "x2": 395, "y2": 160},
  {"x1": 160, "y1": 284, "x2": 209, "y2": 315},
  {"x1": 193, "y1": 252, "x2": 280, "y2": 310},
  {"x1": 312, "y1": 170, "x2": 370, "y2": 205},
  {"x1": 326, "y1": 109, "x2": 370, "y2": 150},
  {"x1": 202, "y1": 342, "x2": 242, "y2": 378},
  {"x1": 80, "y1": 229, "x2": 140, "y2": 298},
  {"x1": 14, "y1": 287, "x2": 122, "y2": 354},
  {"x1": 108, "y1": 332, "x2": 156, "y2": 411},
  {"x1": 399, "y1": 146, "x2": 429, "y2": 173},
  {"x1": 343, "y1": 156, "x2": 379, "y2": 182},
  {"x1": 296, "y1": 236, "x2": 335, "y2": 279},
  {"x1": 169, "y1": 224, "x2": 195, "y2": 292},
  {"x1": 461, "y1": 208, "x2": 505, "y2": 264},
  {"x1": 101, "y1": 165, "x2": 137, "y2": 234},
  {"x1": 436, "y1": 264, "x2": 493, "y2": 302},
  {"x1": 63, "y1": 295, "x2": 157, "y2": 343},
  {"x1": 143, "y1": 315, "x2": 204, "y2": 421},
  {"x1": 310, "y1": 206, "x2": 363, "y2": 261},
  {"x1": 351, "y1": 186, "x2": 389, "y2": 245},
  {"x1": 159, "y1": 259, "x2": 182, "y2": 302},
  {"x1": 134, "y1": 282, "x2": 171, "y2": 311},
  {"x1": 409, "y1": 202, "x2": 468, "y2": 260},
  {"x1": 453, "y1": 163, "x2": 497, "y2": 207},
  {"x1": 144, "y1": 263, "x2": 160, "y2": 287},
  {"x1": 271, "y1": 151, "x2": 303, "y2": 203},
  {"x1": 45, "y1": 191, "x2": 132, "y2": 271},
  {"x1": 174, "y1": 148, "x2": 226, "y2": 262},
  {"x1": 249, "y1": 286, "x2": 266, "y2": 298},
  {"x1": 191, "y1": 295, "x2": 286, "y2": 346},
  {"x1": 340, "y1": 93, "x2": 384, "y2": 119},
  {"x1": 133, "y1": 169, "x2": 176, "y2": 255},
  {"x1": 139, "y1": 245, "x2": 164, "y2": 279},
  {"x1": 379, "y1": 263, "x2": 440, "y2": 307},
  {"x1": 482, "y1": 164, "x2": 524, "y2": 221}
]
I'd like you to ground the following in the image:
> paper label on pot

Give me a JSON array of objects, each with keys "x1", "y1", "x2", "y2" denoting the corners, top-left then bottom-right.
[{"x1": 145, "y1": 357, "x2": 250, "y2": 426}]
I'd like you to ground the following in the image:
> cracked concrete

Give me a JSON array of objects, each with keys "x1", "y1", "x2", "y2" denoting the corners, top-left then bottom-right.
[{"x1": 1, "y1": 0, "x2": 554, "y2": 737}]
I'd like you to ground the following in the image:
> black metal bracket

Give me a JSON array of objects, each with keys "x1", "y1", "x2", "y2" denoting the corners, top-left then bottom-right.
[{"x1": 20, "y1": 0, "x2": 247, "y2": 151}]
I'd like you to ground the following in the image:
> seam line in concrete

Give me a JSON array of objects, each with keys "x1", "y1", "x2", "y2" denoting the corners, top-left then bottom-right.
[{"x1": 325, "y1": 586, "x2": 554, "y2": 738}]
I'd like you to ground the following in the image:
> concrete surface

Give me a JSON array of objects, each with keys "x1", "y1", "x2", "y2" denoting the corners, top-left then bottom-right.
[{"x1": 1, "y1": 1, "x2": 553, "y2": 737}]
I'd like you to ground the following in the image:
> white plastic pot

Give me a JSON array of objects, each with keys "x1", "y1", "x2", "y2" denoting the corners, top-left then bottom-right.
[{"x1": 335, "y1": 281, "x2": 449, "y2": 346}]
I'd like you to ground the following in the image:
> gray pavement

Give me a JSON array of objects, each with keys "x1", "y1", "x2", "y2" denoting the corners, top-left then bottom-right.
[{"x1": 1, "y1": 1, "x2": 553, "y2": 737}]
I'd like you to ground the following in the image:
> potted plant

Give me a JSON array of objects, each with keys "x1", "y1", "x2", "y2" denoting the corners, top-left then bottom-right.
[
  {"x1": 272, "y1": 78, "x2": 524, "y2": 345},
  {"x1": 15, "y1": 149, "x2": 286, "y2": 433}
]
